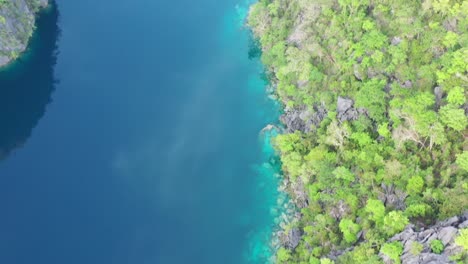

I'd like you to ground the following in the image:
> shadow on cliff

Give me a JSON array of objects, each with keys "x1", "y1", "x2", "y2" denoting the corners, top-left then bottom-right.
[{"x1": 0, "y1": 1, "x2": 60, "y2": 159}]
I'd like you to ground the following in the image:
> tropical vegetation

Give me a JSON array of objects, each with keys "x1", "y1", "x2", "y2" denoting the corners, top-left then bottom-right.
[{"x1": 249, "y1": 0, "x2": 467, "y2": 263}]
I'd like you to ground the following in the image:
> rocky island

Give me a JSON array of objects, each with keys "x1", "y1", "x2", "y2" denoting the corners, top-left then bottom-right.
[
  {"x1": 249, "y1": 0, "x2": 467, "y2": 263},
  {"x1": 0, "y1": 0, "x2": 48, "y2": 67}
]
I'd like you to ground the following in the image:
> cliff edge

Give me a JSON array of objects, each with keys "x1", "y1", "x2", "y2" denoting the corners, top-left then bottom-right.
[{"x1": 0, "y1": 0, "x2": 48, "y2": 67}]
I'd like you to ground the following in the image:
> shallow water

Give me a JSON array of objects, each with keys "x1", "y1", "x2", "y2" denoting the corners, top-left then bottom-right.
[{"x1": 0, "y1": 1, "x2": 281, "y2": 263}]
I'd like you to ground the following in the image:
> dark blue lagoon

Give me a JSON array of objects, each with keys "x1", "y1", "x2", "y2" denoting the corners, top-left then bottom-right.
[{"x1": 0, "y1": 0, "x2": 282, "y2": 263}]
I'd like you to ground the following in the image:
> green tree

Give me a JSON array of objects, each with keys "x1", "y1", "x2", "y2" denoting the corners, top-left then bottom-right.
[
  {"x1": 430, "y1": 239, "x2": 444, "y2": 254},
  {"x1": 447, "y1": 86, "x2": 466, "y2": 106},
  {"x1": 277, "y1": 247, "x2": 292, "y2": 263},
  {"x1": 456, "y1": 152, "x2": 468, "y2": 172},
  {"x1": 339, "y1": 218, "x2": 361, "y2": 244},
  {"x1": 405, "y1": 203, "x2": 432, "y2": 218},
  {"x1": 383, "y1": 211, "x2": 409, "y2": 236},
  {"x1": 378, "y1": 122, "x2": 391, "y2": 138},
  {"x1": 381, "y1": 242, "x2": 403, "y2": 264},
  {"x1": 355, "y1": 79, "x2": 387, "y2": 122},
  {"x1": 333, "y1": 166, "x2": 355, "y2": 183},
  {"x1": 320, "y1": 258, "x2": 335, "y2": 264},
  {"x1": 439, "y1": 105, "x2": 468, "y2": 131},
  {"x1": 410, "y1": 241, "x2": 423, "y2": 256},
  {"x1": 455, "y1": 228, "x2": 468, "y2": 251},
  {"x1": 365, "y1": 199, "x2": 386, "y2": 225},
  {"x1": 406, "y1": 176, "x2": 424, "y2": 195},
  {"x1": 442, "y1": 31, "x2": 458, "y2": 48}
]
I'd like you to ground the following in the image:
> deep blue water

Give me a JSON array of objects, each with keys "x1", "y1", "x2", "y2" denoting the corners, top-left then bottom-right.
[{"x1": 0, "y1": 1, "x2": 281, "y2": 263}]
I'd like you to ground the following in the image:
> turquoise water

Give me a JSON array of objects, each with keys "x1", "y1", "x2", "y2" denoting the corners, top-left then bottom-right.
[
  {"x1": 0, "y1": 1, "x2": 283, "y2": 263},
  {"x1": 222, "y1": 3, "x2": 284, "y2": 261}
]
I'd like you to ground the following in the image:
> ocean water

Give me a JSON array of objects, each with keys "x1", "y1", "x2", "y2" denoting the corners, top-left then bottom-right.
[{"x1": 0, "y1": 1, "x2": 282, "y2": 263}]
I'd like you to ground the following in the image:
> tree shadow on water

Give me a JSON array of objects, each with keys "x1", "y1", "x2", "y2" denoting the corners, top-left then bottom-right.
[
  {"x1": 247, "y1": 33, "x2": 262, "y2": 60},
  {"x1": 0, "y1": 1, "x2": 60, "y2": 160}
]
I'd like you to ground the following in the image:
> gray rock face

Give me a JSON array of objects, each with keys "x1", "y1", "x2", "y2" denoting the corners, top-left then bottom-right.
[
  {"x1": 0, "y1": 0, "x2": 48, "y2": 67},
  {"x1": 406, "y1": 253, "x2": 451, "y2": 264},
  {"x1": 281, "y1": 110, "x2": 307, "y2": 132},
  {"x1": 280, "y1": 96, "x2": 369, "y2": 133},
  {"x1": 386, "y1": 213, "x2": 468, "y2": 264},
  {"x1": 353, "y1": 64, "x2": 364, "y2": 81},
  {"x1": 280, "y1": 104, "x2": 327, "y2": 133},
  {"x1": 337, "y1": 97, "x2": 354, "y2": 114},
  {"x1": 438, "y1": 227, "x2": 457, "y2": 246},
  {"x1": 391, "y1": 36, "x2": 402, "y2": 45},
  {"x1": 434, "y1": 86, "x2": 443, "y2": 109},
  {"x1": 402, "y1": 80, "x2": 413, "y2": 89},
  {"x1": 378, "y1": 184, "x2": 407, "y2": 210},
  {"x1": 285, "y1": 228, "x2": 302, "y2": 250},
  {"x1": 336, "y1": 96, "x2": 367, "y2": 122}
]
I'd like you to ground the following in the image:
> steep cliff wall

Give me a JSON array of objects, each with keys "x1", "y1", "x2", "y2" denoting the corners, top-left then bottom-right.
[{"x1": 0, "y1": 0, "x2": 48, "y2": 66}]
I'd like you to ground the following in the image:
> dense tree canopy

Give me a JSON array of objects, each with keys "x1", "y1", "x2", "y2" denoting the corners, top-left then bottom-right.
[{"x1": 249, "y1": 0, "x2": 467, "y2": 263}]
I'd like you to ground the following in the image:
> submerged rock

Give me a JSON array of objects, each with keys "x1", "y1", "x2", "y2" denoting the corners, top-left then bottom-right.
[{"x1": 260, "y1": 124, "x2": 283, "y2": 135}]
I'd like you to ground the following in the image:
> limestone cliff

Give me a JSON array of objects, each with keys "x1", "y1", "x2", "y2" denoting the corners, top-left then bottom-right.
[{"x1": 0, "y1": 0, "x2": 48, "y2": 66}]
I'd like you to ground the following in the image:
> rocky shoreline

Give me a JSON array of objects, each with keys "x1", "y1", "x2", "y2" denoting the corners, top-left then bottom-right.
[
  {"x1": 248, "y1": 0, "x2": 468, "y2": 262},
  {"x1": 254, "y1": 12, "x2": 468, "y2": 262},
  {"x1": 270, "y1": 93, "x2": 468, "y2": 263},
  {"x1": 0, "y1": 0, "x2": 48, "y2": 67},
  {"x1": 259, "y1": 25, "x2": 467, "y2": 263}
]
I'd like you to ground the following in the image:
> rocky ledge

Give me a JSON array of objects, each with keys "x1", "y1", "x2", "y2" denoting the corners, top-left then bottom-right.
[
  {"x1": 0, "y1": 0, "x2": 48, "y2": 67},
  {"x1": 382, "y1": 213, "x2": 468, "y2": 264}
]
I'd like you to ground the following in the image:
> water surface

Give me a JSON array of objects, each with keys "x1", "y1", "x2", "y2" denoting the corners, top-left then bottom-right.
[{"x1": 0, "y1": 1, "x2": 280, "y2": 263}]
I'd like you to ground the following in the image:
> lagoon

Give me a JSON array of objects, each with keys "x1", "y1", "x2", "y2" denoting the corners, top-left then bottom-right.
[{"x1": 0, "y1": 1, "x2": 280, "y2": 263}]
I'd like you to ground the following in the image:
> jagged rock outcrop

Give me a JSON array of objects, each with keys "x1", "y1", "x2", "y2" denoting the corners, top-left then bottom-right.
[
  {"x1": 382, "y1": 213, "x2": 468, "y2": 264},
  {"x1": 323, "y1": 214, "x2": 468, "y2": 263},
  {"x1": 280, "y1": 104, "x2": 327, "y2": 133},
  {"x1": 434, "y1": 86, "x2": 443, "y2": 110},
  {"x1": 287, "y1": 228, "x2": 302, "y2": 250},
  {"x1": 0, "y1": 0, "x2": 48, "y2": 67},
  {"x1": 336, "y1": 96, "x2": 368, "y2": 122},
  {"x1": 378, "y1": 183, "x2": 407, "y2": 210}
]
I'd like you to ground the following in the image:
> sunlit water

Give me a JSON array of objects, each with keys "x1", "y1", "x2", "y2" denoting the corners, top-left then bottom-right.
[{"x1": 0, "y1": 1, "x2": 282, "y2": 263}]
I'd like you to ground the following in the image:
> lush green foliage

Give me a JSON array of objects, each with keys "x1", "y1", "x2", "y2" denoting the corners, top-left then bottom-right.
[
  {"x1": 249, "y1": 0, "x2": 467, "y2": 262},
  {"x1": 430, "y1": 239, "x2": 445, "y2": 254},
  {"x1": 380, "y1": 242, "x2": 403, "y2": 264},
  {"x1": 409, "y1": 241, "x2": 423, "y2": 256},
  {"x1": 276, "y1": 247, "x2": 292, "y2": 262},
  {"x1": 455, "y1": 228, "x2": 468, "y2": 251}
]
